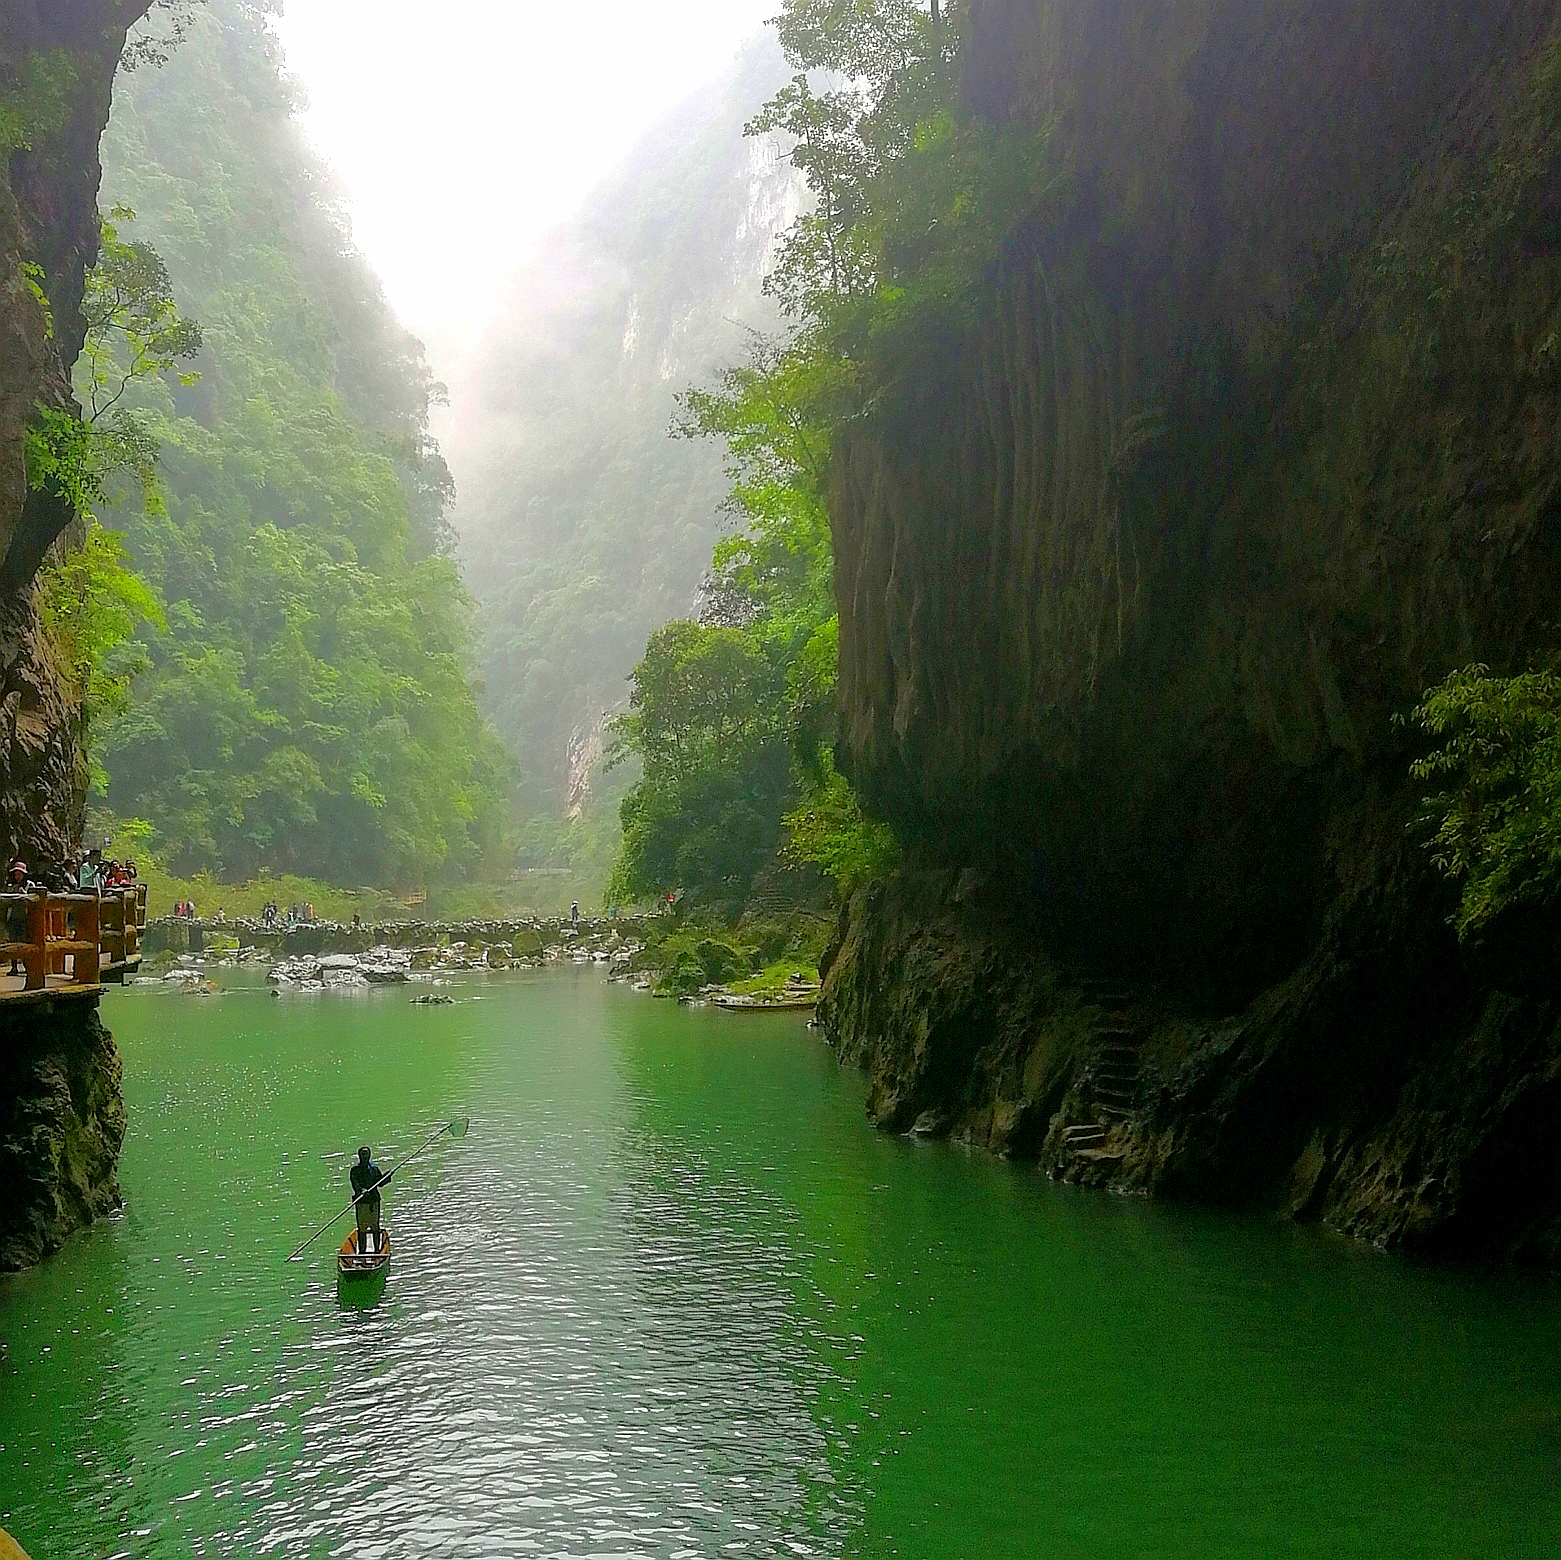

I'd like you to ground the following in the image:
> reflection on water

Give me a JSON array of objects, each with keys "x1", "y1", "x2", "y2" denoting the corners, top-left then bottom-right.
[{"x1": 1, "y1": 969, "x2": 1559, "y2": 1558}]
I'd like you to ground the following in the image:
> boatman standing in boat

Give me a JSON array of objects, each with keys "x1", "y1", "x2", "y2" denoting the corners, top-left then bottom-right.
[{"x1": 350, "y1": 1146, "x2": 391, "y2": 1254}]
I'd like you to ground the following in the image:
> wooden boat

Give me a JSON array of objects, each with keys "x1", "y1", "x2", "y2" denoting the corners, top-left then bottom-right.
[
  {"x1": 711, "y1": 991, "x2": 819, "y2": 1013},
  {"x1": 337, "y1": 1227, "x2": 391, "y2": 1283}
]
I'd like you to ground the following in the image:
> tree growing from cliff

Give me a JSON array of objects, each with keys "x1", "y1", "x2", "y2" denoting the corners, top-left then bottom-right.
[
  {"x1": 26, "y1": 207, "x2": 199, "y2": 745},
  {"x1": 26, "y1": 208, "x2": 203, "y2": 516},
  {"x1": 122, "y1": 0, "x2": 208, "y2": 71},
  {"x1": 610, "y1": 328, "x2": 851, "y2": 903},
  {"x1": 79, "y1": 207, "x2": 204, "y2": 423},
  {"x1": 613, "y1": 0, "x2": 1057, "y2": 904},
  {"x1": 1411, "y1": 665, "x2": 1561, "y2": 936}
]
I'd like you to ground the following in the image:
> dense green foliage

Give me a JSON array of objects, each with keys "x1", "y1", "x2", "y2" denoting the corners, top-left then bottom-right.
[
  {"x1": 27, "y1": 209, "x2": 193, "y2": 764},
  {"x1": 28, "y1": 204, "x2": 203, "y2": 520},
  {"x1": 1411, "y1": 665, "x2": 1561, "y2": 936},
  {"x1": 611, "y1": 618, "x2": 795, "y2": 903},
  {"x1": 0, "y1": 49, "x2": 76, "y2": 152},
  {"x1": 609, "y1": 329, "x2": 894, "y2": 905},
  {"x1": 611, "y1": 0, "x2": 1046, "y2": 905},
  {"x1": 38, "y1": 526, "x2": 164, "y2": 766},
  {"x1": 627, "y1": 910, "x2": 832, "y2": 999},
  {"x1": 89, "y1": 0, "x2": 509, "y2": 887}
]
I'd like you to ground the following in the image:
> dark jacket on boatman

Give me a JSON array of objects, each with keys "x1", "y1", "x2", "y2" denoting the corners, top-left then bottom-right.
[
  {"x1": 350, "y1": 1147, "x2": 388, "y2": 1202},
  {"x1": 350, "y1": 1146, "x2": 390, "y2": 1254}
]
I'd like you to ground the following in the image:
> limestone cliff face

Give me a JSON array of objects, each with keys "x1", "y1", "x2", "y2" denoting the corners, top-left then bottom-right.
[
  {"x1": 823, "y1": 0, "x2": 1561, "y2": 1264},
  {"x1": 0, "y1": 0, "x2": 153, "y2": 1270},
  {"x1": 0, "y1": 998, "x2": 124, "y2": 1270},
  {"x1": 0, "y1": 0, "x2": 154, "y2": 870},
  {"x1": 2, "y1": 0, "x2": 153, "y2": 585}
]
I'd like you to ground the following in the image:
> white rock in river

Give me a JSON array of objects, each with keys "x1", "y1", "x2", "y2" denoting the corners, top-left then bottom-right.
[{"x1": 360, "y1": 963, "x2": 408, "y2": 984}]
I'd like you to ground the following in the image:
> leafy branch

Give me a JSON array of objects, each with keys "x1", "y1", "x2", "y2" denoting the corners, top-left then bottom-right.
[
  {"x1": 79, "y1": 205, "x2": 204, "y2": 425},
  {"x1": 24, "y1": 209, "x2": 201, "y2": 734},
  {"x1": 1409, "y1": 664, "x2": 1561, "y2": 935},
  {"x1": 122, "y1": 0, "x2": 208, "y2": 72}
]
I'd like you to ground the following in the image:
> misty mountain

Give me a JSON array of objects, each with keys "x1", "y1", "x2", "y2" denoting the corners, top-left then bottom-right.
[{"x1": 452, "y1": 32, "x2": 802, "y2": 823}]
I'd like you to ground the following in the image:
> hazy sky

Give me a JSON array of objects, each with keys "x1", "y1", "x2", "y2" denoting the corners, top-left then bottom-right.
[{"x1": 270, "y1": 0, "x2": 778, "y2": 365}]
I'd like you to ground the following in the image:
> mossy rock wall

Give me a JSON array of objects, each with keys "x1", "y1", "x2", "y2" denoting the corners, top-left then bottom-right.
[
  {"x1": 835, "y1": 0, "x2": 1561, "y2": 981},
  {"x1": 0, "y1": 997, "x2": 125, "y2": 1272},
  {"x1": 822, "y1": 0, "x2": 1561, "y2": 1260}
]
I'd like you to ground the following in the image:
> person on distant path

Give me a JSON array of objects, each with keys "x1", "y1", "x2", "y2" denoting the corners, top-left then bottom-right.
[
  {"x1": 350, "y1": 1145, "x2": 391, "y2": 1254},
  {"x1": 570, "y1": 901, "x2": 580, "y2": 925},
  {"x1": 5, "y1": 862, "x2": 34, "y2": 975}
]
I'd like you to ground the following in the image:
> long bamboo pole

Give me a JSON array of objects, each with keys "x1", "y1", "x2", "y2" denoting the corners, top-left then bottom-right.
[{"x1": 285, "y1": 1117, "x2": 470, "y2": 1262}]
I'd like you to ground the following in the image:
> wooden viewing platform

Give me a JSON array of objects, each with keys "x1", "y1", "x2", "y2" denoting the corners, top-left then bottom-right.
[{"x1": 0, "y1": 885, "x2": 147, "y2": 1002}]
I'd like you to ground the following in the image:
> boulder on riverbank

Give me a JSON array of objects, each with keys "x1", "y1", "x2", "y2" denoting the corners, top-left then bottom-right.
[{"x1": 269, "y1": 948, "x2": 412, "y2": 988}]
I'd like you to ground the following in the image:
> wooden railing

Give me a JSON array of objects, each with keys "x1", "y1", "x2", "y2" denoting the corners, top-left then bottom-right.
[{"x1": 0, "y1": 885, "x2": 147, "y2": 997}]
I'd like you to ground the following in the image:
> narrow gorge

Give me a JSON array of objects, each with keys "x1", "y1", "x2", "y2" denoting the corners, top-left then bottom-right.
[
  {"x1": 820, "y1": 0, "x2": 1561, "y2": 1266},
  {"x1": 7, "y1": 4, "x2": 1561, "y2": 1552}
]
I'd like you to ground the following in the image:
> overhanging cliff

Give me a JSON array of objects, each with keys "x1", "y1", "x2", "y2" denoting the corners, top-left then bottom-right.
[
  {"x1": 0, "y1": 0, "x2": 154, "y2": 1268},
  {"x1": 822, "y1": 0, "x2": 1561, "y2": 1264}
]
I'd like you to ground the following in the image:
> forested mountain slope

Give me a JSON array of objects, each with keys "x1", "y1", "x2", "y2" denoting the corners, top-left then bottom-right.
[
  {"x1": 452, "y1": 34, "x2": 800, "y2": 823},
  {"x1": 93, "y1": 0, "x2": 509, "y2": 887}
]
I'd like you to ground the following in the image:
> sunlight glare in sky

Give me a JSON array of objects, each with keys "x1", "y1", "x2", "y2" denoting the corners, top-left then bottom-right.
[{"x1": 270, "y1": 0, "x2": 779, "y2": 360}]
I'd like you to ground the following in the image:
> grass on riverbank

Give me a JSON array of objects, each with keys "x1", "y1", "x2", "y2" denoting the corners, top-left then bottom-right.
[
  {"x1": 629, "y1": 912, "x2": 832, "y2": 998},
  {"x1": 93, "y1": 837, "x2": 606, "y2": 924},
  {"x1": 722, "y1": 961, "x2": 823, "y2": 1000},
  {"x1": 132, "y1": 870, "x2": 615, "y2": 923}
]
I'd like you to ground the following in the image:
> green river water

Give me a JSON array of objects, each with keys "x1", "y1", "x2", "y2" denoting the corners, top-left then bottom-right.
[{"x1": 1, "y1": 968, "x2": 1559, "y2": 1558}]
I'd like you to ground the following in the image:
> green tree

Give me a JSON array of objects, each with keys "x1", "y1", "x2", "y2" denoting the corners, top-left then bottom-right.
[
  {"x1": 612, "y1": 0, "x2": 1060, "y2": 905},
  {"x1": 1410, "y1": 665, "x2": 1561, "y2": 936},
  {"x1": 608, "y1": 621, "x2": 793, "y2": 903},
  {"x1": 28, "y1": 206, "x2": 196, "y2": 755},
  {"x1": 78, "y1": 207, "x2": 203, "y2": 425}
]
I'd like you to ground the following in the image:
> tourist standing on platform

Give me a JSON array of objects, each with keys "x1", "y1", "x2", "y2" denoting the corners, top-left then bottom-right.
[{"x1": 3, "y1": 862, "x2": 31, "y2": 976}]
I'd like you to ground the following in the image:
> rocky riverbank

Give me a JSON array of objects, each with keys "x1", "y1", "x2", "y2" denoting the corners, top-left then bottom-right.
[
  {"x1": 142, "y1": 914, "x2": 648, "y2": 960},
  {"x1": 141, "y1": 920, "x2": 648, "y2": 992},
  {"x1": 145, "y1": 911, "x2": 831, "y2": 1009},
  {"x1": 819, "y1": 863, "x2": 1561, "y2": 1269}
]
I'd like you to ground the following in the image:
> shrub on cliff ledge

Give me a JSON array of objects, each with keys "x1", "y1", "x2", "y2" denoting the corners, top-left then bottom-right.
[{"x1": 1411, "y1": 664, "x2": 1561, "y2": 935}]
